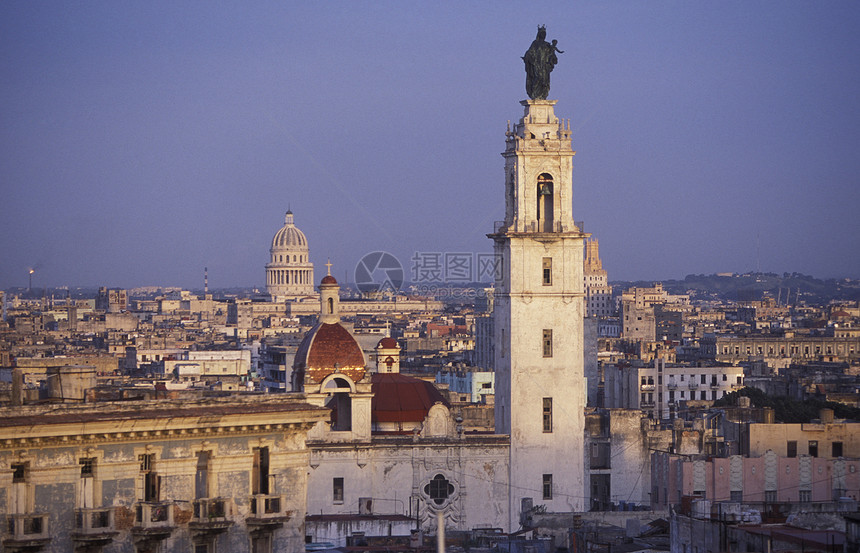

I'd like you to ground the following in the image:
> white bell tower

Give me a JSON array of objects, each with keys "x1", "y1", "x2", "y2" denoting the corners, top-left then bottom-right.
[{"x1": 490, "y1": 99, "x2": 587, "y2": 525}]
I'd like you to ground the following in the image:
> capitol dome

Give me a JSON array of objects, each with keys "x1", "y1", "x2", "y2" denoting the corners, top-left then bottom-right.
[{"x1": 266, "y1": 210, "x2": 315, "y2": 301}]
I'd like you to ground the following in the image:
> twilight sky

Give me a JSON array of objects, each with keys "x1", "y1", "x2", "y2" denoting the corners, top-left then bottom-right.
[{"x1": 2, "y1": 2, "x2": 859, "y2": 290}]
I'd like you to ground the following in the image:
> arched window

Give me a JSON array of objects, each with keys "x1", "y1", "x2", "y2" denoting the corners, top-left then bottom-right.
[
  {"x1": 327, "y1": 297, "x2": 334, "y2": 314},
  {"x1": 325, "y1": 377, "x2": 353, "y2": 431},
  {"x1": 537, "y1": 173, "x2": 554, "y2": 232}
]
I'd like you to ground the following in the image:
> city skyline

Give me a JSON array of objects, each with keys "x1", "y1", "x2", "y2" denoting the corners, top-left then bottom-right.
[{"x1": 3, "y1": 2, "x2": 859, "y2": 290}]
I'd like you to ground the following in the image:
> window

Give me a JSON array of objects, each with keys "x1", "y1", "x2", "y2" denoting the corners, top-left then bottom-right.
[
  {"x1": 542, "y1": 257, "x2": 552, "y2": 286},
  {"x1": 765, "y1": 490, "x2": 777, "y2": 503},
  {"x1": 700, "y1": 374, "x2": 706, "y2": 384},
  {"x1": 542, "y1": 474, "x2": 553, "y2": 500},
  {"x1": 542, "y1": 329, "x2": 553, "y2": 358},
  {"x1": 139, "y1": 454, "x2": 159, "y2": 501},
  {"x1": 252, "y1": 533, "x2": 272, "y2": 553},
  {"x1": 730, "y1": 490, "x2": 743, "y2": 502},
  {"x1": 12, "y1": 463, "x2": 27, "y2": 483},
  {"x1": 195, "y1": 451, "x2": 210, "y2": 500},
  {"x1": 722, "y1": 374, "x2": 727, "y2": 381},
  {"x1": 700, "y1": 391, "x2": 707, "y2": 400},
  {"x1": 799, "y1": 490, "x2": 811, "y2": 503},
  {"x1": 80, "y1": 458, "x2": 95, "y2": 478},
  {"x1": 833, "y1": 442, "x2": 843, "y2": 457},
  {"x1": 808, "y1": 441, "x2": 818, "y2": 458},
  {"x1": 787, "y1": 441, "x2": 797, "y2": 458},
  {"x1": 425, "y1": 474, "x2": 454, "y2": 505},
  {"x1": 333, "y1": 478, "x2": 344, "y2": 504},
  {"x1": 542, "y1": 398, "x2": 553, "y2": 433},
  {"x1": 252, "y1": 447, "x2": 270, "y2": 495}
]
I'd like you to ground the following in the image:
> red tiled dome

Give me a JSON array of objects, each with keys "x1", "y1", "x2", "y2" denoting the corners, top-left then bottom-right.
[
  {"x1": 371, "y1": 373, "x2": 448, "y2": 424},
  {"x1": 377, "y1": 337, "x2": 398, "y2": 349},
  {"x1": 320, "y1": 275, "x2": 338, "y2": 285},
  {"x1": 295, "y1": 323, "x2": 365, "y2": 383}
]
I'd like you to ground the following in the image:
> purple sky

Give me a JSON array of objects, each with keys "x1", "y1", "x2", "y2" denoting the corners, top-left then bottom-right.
[{"x1": 3, "y1": 3, "x2": 859, "y2": 290}]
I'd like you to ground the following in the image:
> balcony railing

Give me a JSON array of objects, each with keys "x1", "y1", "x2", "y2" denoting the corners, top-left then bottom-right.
[
  {"x1": 6, "y1": 513, "x2": 50, "y2": 542},
  {"x1": 249, "y1": 494, "x2": 285, "y2": 518},
  {"x1": 192, "y1": 498, "x2": 230, "y2": 521},
  {"x1": 640, "y1": 384, "x2": 655, "y2": 391},
  {"x1": 135, "y1": 502, "x2": 174, "y2": 529},
  {"x1": 75, "y1": 508, "x2": 115, "y2": 534},
  {"x1": 666, "y1": 381, "x2": 678, "y2": 390},
  {"x1": 688, "y1": 382, "x2": 699, "y2": 389}
]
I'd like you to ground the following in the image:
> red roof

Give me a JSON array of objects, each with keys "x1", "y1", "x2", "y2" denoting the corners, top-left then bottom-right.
[
  {"x1": 295, "y1": 323, "x2": 365, "y2": 383},
  {"x1": 320, "y1": 275, "x2": 338, "y2": 285},
  {"x1": 371, "y1": 373, "x2": 448, "y2": 423}
]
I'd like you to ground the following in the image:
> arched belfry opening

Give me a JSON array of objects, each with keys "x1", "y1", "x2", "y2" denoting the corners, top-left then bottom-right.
[
  {"x1": 324, "y1": 376, "x2": 353, "y2": 431},
  {"x1": 537, "y1": 173, "x2": 554, "y2": 232}
]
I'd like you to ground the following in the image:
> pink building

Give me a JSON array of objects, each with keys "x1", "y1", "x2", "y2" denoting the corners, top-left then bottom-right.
[{"x1": 652, "y1": 451, "x2": 860, "y2": 509}]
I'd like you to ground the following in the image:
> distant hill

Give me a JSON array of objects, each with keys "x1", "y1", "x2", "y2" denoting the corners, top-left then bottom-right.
[{"x1": 611, "y1": 273, "x2": 860, "y2": 304}]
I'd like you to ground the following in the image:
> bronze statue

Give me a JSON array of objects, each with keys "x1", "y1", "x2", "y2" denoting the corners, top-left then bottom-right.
[{"x1": 523, "y1": 25, "x2": 561, "y2": 100}]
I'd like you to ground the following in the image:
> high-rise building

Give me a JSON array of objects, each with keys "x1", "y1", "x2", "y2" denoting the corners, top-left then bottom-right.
[
  {"x1": 584, "y1": 239, "x2": 613, "y2": 317},
  {"x1": 490, "y1": 97, "x2": 588, "y2": 522},
  {"x1": 265, "y1": 210, "x2": 315, "y2": 302}
]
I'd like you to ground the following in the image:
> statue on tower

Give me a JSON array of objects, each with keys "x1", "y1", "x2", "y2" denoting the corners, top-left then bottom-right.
[{"x1": 523, "y1": 25, "x2": 562, "y2": 100}]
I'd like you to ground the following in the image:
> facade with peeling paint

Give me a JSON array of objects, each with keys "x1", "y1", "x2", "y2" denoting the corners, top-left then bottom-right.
[{"x1": 0, "y1": 396, "x2": 328, "y2": 553}]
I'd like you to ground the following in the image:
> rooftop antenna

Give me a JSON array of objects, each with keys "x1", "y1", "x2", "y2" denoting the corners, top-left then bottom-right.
[{"x1": 204, "y1": 267, "x2": 209, "y2": 294}]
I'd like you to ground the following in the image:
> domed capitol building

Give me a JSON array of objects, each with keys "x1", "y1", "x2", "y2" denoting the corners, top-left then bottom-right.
[{"x1": 265, "y1": 210, "x2": 315, "y2": 302}]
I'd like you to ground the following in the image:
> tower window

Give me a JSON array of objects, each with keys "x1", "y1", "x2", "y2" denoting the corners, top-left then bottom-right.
[
  {"x1": 542, "y1": 257, "x2": 552, "y2": 286},
  {"x1": 542, "y1": 474, "x2": 553, "y2": 500},
  {"x1": 333, "y1": 477, "x2": 344, "y2": 504},
  {"x1": 542, "y1": 329, "x2": 553, "y2": 357},
  {"x1": 543, "y1": 398, "x2": 552, "y2": 433}
]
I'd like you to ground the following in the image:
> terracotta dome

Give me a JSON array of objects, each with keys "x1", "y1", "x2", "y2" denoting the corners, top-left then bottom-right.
[
  {"x1": 321, "y1": 275, "x2": 338, "y2": 285},
  {"x1": 295, "y1": 322, "x2": 366, "y2": 384},
  {"x1": 377, "y1": 337, "x2": 398, "y2": 349},
  {"x1": 371, "y1": 373, "x2": 448, "y2": 424}
]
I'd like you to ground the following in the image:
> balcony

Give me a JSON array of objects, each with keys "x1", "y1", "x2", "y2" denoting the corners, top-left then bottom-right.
[
  {"x1": 688, "y1": 381, "x2": 699, "y2": 389},
  {"x1": 641, "y1": 401, "x2": 656, "y2": 408},
  {"x1": 70, "y1": 507, "x2": 117, "y2": 547},
  {"x1": 640, "y1": 384, "x2": 656, "y2": 391},
  {"x1": 132, "y1": 502, "x2": 175, "y2": 544},
  {"x1": 190, "y1": 498, "x2": 233, "y2": 537},
  {"x1": 246, "y1": 494, "x2": 292, "y2": 531},
  {"x1": 666, "y1": 381, "x2": 678, "y2": 390},
  {"x1": 709, "y1": 381, "x2": 721, "y2": 389},
  {"x1": 4, "y1": 514, "x2": 51, "y2": 552}
]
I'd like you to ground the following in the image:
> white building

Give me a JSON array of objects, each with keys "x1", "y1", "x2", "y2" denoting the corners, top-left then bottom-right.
[
  {"x1": 265, "y1": 210, "x2": 315, "y2": 302},
  {"x1": 490, "y1": 98, "x2": 588, "y2": 523},
  {"x1": 603, "y1": 359, "x2": 745, "y2": 419},
  {"x1": 436, "y1": 369, "x2": 495, "y2": 403}
]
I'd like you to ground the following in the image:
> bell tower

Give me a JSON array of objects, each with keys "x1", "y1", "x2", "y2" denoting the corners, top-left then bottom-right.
[{"x1": 490, "y1": 98, "x2": 587, "y2": 524}]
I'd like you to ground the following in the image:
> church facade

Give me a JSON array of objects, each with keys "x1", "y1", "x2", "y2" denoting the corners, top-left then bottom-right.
[{"x1": 301, "y1": 95, "x2": 588, "y2": 542}]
